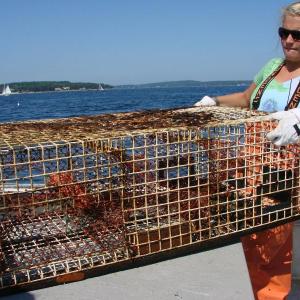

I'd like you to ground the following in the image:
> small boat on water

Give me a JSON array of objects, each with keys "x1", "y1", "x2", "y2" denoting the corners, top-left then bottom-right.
[
  {"x1": 98, "y1": 83, "x2": 104, "y2": 91},
  {"x1": 1, "y1": 84, "x2": 12, "y2": 96}
]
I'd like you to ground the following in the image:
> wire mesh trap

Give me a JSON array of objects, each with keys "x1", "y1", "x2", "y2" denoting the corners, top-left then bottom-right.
[{"x1": 0, "y1": 106, "x2": 299, "y2": 293}]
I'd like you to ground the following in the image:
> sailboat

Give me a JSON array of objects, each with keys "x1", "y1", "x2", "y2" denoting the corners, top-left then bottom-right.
[
  {"x1": 1, "y1": 84, "x2": 12, "y2": 96},
  {"x1": 98, "y1": 83, "x2": 104, "y2": 91}
]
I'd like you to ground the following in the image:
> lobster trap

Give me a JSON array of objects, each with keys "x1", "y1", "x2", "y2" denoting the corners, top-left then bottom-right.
[{"x1": 0, "y1": 106, "x2": 299, "y2": 293}]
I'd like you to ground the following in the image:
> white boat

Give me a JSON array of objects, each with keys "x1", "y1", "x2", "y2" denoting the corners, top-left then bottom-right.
[
  {"x1": 1, "y1": 84, "x2": 12, "y2": 96},
  {"x1": 98, "y1": 83, "x2": 104, "y2": 91}
]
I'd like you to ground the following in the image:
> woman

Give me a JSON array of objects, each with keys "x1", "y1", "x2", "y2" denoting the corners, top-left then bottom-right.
[{"x1": 195, "y1": 2, "x2": 300, "y2": 299}]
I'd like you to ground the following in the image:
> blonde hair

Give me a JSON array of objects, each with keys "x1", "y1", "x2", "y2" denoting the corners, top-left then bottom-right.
[{"x1": 282, "y1": 2, "x2": 300, "y2": 20}]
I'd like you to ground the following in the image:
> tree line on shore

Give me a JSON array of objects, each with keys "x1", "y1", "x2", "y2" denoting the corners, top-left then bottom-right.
[{"x1": 2, "y1": 81, "x2": 113, "y2": 93}]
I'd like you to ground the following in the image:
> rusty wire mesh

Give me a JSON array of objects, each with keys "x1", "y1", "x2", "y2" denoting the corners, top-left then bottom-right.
[{"x1": 0, "y1": 106, "x2": 299, "y2": 292}]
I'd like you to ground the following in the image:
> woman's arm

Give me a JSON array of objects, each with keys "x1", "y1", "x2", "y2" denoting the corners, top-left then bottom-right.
[{"x1": 216, "y1": 82, "x2": 257, "y2": 108}]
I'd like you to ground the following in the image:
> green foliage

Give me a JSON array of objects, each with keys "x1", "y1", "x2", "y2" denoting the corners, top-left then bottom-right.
[{"x1": 1, "y1": 81, "x2": 113, "y2": 93}]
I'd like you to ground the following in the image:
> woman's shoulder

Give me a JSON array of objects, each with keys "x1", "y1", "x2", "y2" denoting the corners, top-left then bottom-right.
[
  {"x1": 261, "y1": 57, "x2": 284, "y2": 73},
  {"x1": 254, "y1": 58, "x2": 284, "y2": 85}
]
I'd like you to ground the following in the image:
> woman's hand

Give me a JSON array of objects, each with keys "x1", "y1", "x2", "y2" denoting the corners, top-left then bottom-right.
[
  {"x1": 194, "y1": 96, "x2": 217, "y2": 106},
  {"x1": 266, "y1": 109, "x2": 300, "y2": 146}
]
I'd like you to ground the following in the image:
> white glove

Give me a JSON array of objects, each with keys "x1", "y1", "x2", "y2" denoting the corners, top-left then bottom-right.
[
  {"x1": 266, "y1": 108, "x2": 300, "y2": 146},
  {"x1": 194, "y1": 95, "x2": 217, "y2": 107}
]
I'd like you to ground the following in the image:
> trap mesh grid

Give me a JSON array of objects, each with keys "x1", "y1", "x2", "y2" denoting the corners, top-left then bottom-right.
[{"x1": 0, "y1": 106, "x2": 299, "y2": 292}]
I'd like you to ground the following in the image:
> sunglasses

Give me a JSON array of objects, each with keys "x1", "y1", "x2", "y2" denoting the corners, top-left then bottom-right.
[{"x1": 278, "y1": 27, "x2": 300, "y2": 41}]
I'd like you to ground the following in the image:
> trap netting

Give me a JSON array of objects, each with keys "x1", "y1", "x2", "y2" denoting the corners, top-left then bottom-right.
[{"x1": 0, "y1": 106, "x2": 299, "y2": 292}]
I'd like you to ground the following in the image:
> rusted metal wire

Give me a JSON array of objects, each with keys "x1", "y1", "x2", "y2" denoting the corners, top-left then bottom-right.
[{"x1": 0, "y1": 106, "x2": 299, "y2": 293}]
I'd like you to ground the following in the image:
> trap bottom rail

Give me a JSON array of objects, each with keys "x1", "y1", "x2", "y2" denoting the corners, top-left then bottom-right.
[{"x1": 0, "y1": 202, "x2": 299, "y2": 295}]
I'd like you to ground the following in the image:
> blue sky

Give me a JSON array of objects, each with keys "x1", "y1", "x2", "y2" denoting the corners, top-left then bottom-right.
[{"x1": 0, "y1": 0, "x2": 294, "y2": 85}]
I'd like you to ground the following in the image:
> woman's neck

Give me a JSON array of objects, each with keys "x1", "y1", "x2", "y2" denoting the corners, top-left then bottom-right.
[{"x1": 285, "y1": 59, "x2": 300, "y2": 72}]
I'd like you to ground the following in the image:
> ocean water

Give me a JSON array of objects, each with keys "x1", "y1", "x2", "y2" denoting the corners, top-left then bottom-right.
[{"x1": 0, "y1": 85, "x2": 247, "y2": 123}]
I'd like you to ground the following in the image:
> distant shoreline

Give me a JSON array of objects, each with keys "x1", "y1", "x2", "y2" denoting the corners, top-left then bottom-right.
[
  {"x1": 116, "y1": 80, "x2": 251, "y2": 89},
  {"x1": 5, "y1": 89, "x2": 107, "y2": 95},
  {"x1": 2, "y1": 80, "x2": 251, "y2": 94},
  {"x1": 1, "y1": 81, "x2": 112, "y2": 94}
]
